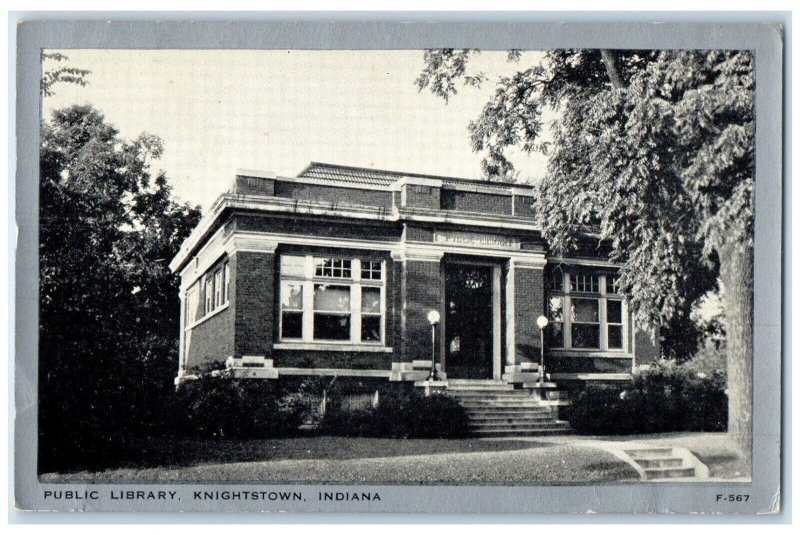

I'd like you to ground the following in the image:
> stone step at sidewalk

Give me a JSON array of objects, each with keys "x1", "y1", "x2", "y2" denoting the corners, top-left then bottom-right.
[
  {"x1": 644, "y1": 466, "x2": 696, "y2": 479},
  {"x1": 626, "y1": 447, "x2": 676, "y2": 459},
  {"x1": 636, "y1": 457, "x2": 685, "y2": 469}
]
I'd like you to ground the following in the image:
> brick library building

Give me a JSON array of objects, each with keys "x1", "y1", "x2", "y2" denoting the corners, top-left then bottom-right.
[{"x1": 169, "y1": 163, "x2": 659, "y2": 434}]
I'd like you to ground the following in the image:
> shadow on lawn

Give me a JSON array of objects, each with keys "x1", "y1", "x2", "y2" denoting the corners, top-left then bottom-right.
[{"x1": 48, "y1": 435, "x2": 550, "y2": 474}]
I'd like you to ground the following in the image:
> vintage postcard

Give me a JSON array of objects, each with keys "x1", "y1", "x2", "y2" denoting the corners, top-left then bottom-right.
[{"x1": 14, "y1": 19, "x2": 784, "y2": 514}]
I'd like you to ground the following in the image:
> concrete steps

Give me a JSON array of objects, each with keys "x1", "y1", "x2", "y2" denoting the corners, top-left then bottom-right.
[
  {"x1": 624, "y1": 447, "x2": 703, "y2": 480},
  {"x1": 444, "y1": 382, "x2": 572, "y2": 438}
]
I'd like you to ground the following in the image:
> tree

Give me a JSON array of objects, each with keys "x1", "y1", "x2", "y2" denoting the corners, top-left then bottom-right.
[
  {"x1": 418, "y1": 49, "x2": 754, "y2": 456},
  {"x1": 39, "y1": 104, "x2": 201, "y2": 471},
  {"x1": 41, "y1": 52, "x2": 90, "y2": 97}
]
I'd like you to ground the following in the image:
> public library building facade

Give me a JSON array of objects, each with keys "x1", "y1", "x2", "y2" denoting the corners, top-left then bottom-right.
[{"x1": 170, "y1": 163, "x2": 659, "y2": 389}]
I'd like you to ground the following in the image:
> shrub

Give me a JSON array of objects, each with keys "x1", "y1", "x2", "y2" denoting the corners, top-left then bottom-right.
[
  {"x1": 174, "y1": 376, "x2": 304, "y2": 439},
  {"x1": 319, "y1": 389, "x2": 469, "y2": 439},
  {"x1": 564, "y1": 361, "x2": 727, "y2": 435},
  {"x1": 402, "y1": 394, "x2": 470, "y2": 439}
]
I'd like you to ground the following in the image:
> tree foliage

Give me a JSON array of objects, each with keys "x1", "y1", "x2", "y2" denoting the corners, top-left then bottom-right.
[
  {"x1": 418, "y1": 49, "x2": 753, "y2": 349},
  {"x1": 41, "y1": 52, "x2": 90, "y2": 97},
  {"x1": 39, "y1": 105, "x2": 201, "y2": 472}
]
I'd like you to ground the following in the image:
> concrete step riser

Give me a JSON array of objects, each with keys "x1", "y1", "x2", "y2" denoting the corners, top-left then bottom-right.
[
  {"x1": 626, "y1": 448, "x2": 674, "y2": 457},
  {"x1": 637, "y1": 458, "x2": 684, "y2": 469},
  {"x1": 448, "y1": 388, "x2": 530, "y2": 392},
  {"x1": 645, "y1": 468, "x2": 695, "y2": 479},
  {"x1": 448, "y1": 390, "x2": 534, "y2": 399},
  {"x1": 469, "y1": 416, "x2": 555, "y2": 423},
  {"x1": 472, "y1": 430, "x2": 573, "y2": 437},
  {"x1": 460, "y1": 403, "x2": 553, "y2": 409},
  {"x1": 469, "y1": 420, "x2": 569, "y2": 428},
  {"x1": 450, "y1": 397, "x2": 539, "y2": 402}
]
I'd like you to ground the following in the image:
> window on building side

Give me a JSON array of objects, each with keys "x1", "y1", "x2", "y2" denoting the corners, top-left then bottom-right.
[
  {"x1": 569, "y1": 273, "x2": 599, "y2": 293},
  {"x1": 199, "y1": 259, "x2": 230, "y2": 317},
  {"x1": 607, "y1": 299, "x2": 624, "y2": 349},
  {"x1": 361, "y1": 287, "x2": 382, "y2": 341},
  {"x1": 280, "y1": 255, "x2": 384, "y2": 344},
  {"x1": 214, "y1": 268, "x2": 224, "y2": 307},
  {"x1": 280, "y1": 281, "x2": 303, "y2": 339},
  {"x1": 315, "y1": 258, "x2": 352, "y2": 279},
  {"x1": 546, "y1": 296, "x2": 564, "y2": 348},
  {"x1": 606, "y1": 274, "x2": 621, "y2": 295},
  {"x1": 204, "y1": 276, "x2": 214, "y2": 315},
  {"x1": 185, "y1": 284, "x2": 199, "y2": 324},
  {"x1": 571, "y1": 298, "x2": 600, "y2": 348},
  {"x1": 223, "y1": 263, "x2": 230, "y2": 302},
  {"x1": 361, "y1": 260, "x2": 383, "y2": 281},
  {"x1": 546, "y1": 270, "x2": 625, "y2": 352},
  {"x1": 547, "y1": 271, "x2": 564, "y2": 291}
]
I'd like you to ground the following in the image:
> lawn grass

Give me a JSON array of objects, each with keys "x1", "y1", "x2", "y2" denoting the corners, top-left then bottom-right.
[{"x1": 40, "y1": 436, "x2": 638, "y2": 483}]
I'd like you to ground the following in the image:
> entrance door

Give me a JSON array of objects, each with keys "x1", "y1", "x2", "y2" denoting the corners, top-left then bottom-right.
[{"x1": 444, "y1": 263, "x2": 495, "y2": 379}]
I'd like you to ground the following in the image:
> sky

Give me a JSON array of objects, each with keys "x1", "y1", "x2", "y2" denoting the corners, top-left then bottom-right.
[{"x1": 43, "y1": 49, "x2": 551, "y2": 210}]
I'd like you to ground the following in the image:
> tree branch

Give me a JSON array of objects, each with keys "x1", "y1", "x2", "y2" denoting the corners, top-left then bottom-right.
[{"x1": 600, "y1": 50, "x2": 625, "y2": 89}]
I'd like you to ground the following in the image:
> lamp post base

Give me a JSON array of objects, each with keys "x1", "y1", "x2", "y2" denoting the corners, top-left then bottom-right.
[{"x1": 416, "y1": 380, "x2": 448, "y2": 396}]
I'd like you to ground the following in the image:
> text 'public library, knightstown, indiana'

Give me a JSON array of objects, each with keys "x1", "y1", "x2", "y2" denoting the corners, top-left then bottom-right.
[{"x1": 170, "y1": 162, "x2": 660, "y2": 414}]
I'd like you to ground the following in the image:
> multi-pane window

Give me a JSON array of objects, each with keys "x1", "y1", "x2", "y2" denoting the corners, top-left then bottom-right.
[
  {"x1": 360, "y1": 287, "x2": 382, "y2": 341},
  {"x1": 280, "y1": 281, "x2": 303, "y2": 339},
  {"x1": 547, "y1": 271, "x2": 564, "y2": 291},
  {"x1": 185, "y1": 284, "x2": 199, "y2": 324},
  {"x1": 214, "y1": 268, "x2": 224, "y2": 307},
  {"x1": 571, "y1": 298, "x2": 600, "y2": 348},
  {"x1": 315, "y1": 258, "x2": 352, "y2": 278},
  {"x1": 361, "y1": 260, "x2": 383, "y2": 281},
  {"x1": 223, "y1": 263, "x2": 230, "y2": 303},
  {"x1": 546, "y1": 296, "x2": 564, "y2": 348},
  {"x1": 199, "y1": 259, "x2": 230, "y2": 317},
  {"x1": 606, "y1": 274, "x2": 621, "y2": 295},
  {"x1": 570, "y1": 273, "x2": 599, "y2": 293},
  {"x1": 280, "y1": 255, "x2": 385, "y2": 344},
  {"x1": 313, "y1": 284, "x2": 351, "y2": 340},
  {"x1": 607, "y1": 299, "x2": 624, "y2": 349},
  {"x1": 204, "y1": 276, "x2": 214, "y2": 314},
  {"x1": 545, "y1": 270, "x2": 626, "y2": 352}
]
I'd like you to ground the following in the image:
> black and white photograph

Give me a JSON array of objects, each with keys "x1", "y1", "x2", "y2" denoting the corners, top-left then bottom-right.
[{"x1": 13, "y1": 19, "x2": 785, "y2": 515}]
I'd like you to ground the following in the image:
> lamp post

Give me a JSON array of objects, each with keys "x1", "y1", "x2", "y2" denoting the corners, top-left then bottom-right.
[
  {"x1": 536, "y1": 315, "x2": 548, "y2": 384},
  {"x1": 427, "y1": 310, "x2": 441, "y2": 381}
]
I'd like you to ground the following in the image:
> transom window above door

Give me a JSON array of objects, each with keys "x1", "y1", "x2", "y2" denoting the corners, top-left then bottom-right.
[{"x1": 279, "y1": 254, "x2": 385, "y2": 345}]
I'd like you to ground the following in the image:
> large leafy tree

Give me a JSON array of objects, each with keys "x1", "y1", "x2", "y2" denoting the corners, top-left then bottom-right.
[
  {"x1": 39, "y1": 104, "x2": 201, "y2": 471},
  {"x1": 418, "y1": 49, "x2": 754, "y2": 455}
]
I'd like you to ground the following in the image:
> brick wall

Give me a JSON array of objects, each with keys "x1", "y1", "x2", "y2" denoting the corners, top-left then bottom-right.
[
  {"x1": 400, "y1": 260, "x2": 442, "y2": 362},
  {"x1": 275, "y1": 182, "x2": 393, "y2": 210},
  {"x1": 548, "y1": 356, "x2": 632, "y2": 374},
  {"x1": 513, "y1": 195, "x2": 537, "y2": 217},
  {"x1": 402, "y1": 184, "x2": 440, "y2": 210},
  {"x1": 233, "y1": 175, "x2": 275, "y2": 196},
  {"x1": 441, "y1": 190, "x2": 512, "y2": 215},
  {"x1": 183, "y1": 308, "x2": 234, "y2": 372},
  {"x1": 514, "y1": 266, "x2": 545, "y2": 364},
  {"x1": 182, "y1": 257, "x2": 235, "y2": 372},
  {"x1": 233, "y1": 251, "x2": 275, "y2": 356},
  {"x1": 235, "y1": 213, "x2": 402, "y2": 242},
  {"x1": 404, "y1": 225, "x2": 434, "y2": 242}
]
